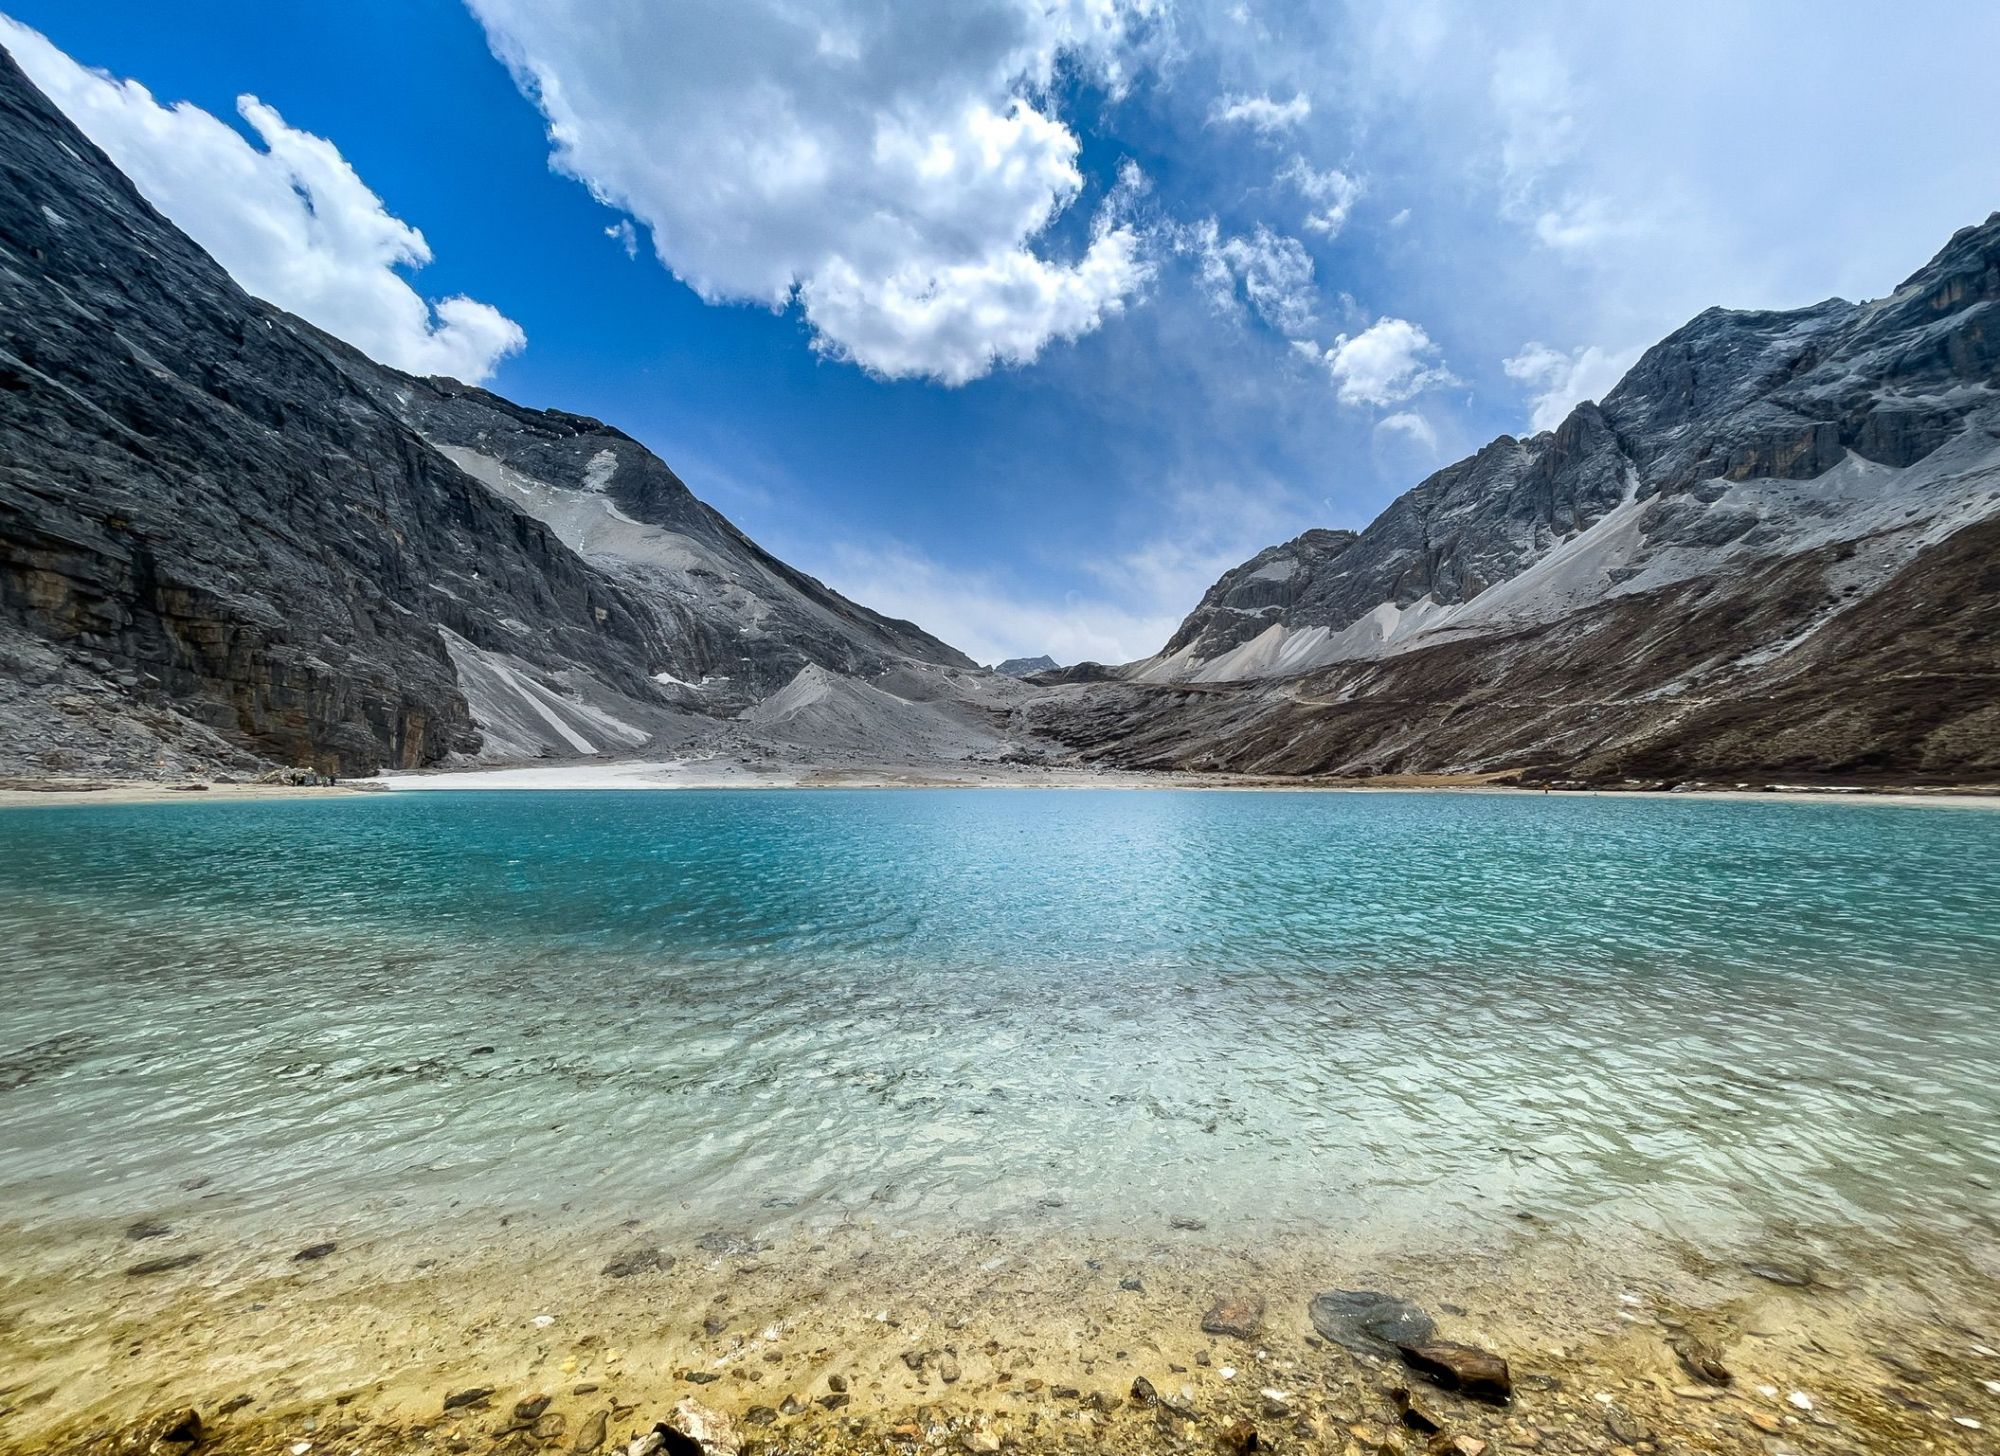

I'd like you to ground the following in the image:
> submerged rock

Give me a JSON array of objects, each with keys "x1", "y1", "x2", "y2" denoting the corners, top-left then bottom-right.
[
  {"x1": 572, "y1": 1409, "x2": 609, "y2": 1453},
  {"x1": 125, "y1": 1219, "x2": 172, "y2": 1241},
  {"x1": 125, "y1": 1252, "x2": 203, "y2": 1276},
  {"x1": 602, "y1": 1245, "x2": 672, "y2": 1278},
  {"x1": 1388, "y1": 1387, "x2": 1442, "y2": 1434},
  {"x1": 1671, "y1": 1334, "x2": 1733, "y2": 1386},
  {"x1": 1745, "y1": 1260, "x2": 1816, "y2": 1287},
  {"x1": 1397, "y1": 1339, "x2": 1512, "y2": 1404},
  {"x1": 293, "y1": 1241, "x2": 337, "y2": 1261},
  {"x1": 443, "y1": 1387, "x2": 494, "y2": 1412},
  {"x1": 127, "y1": 1407, "x2": 202, "y2": 1451},
  {"x1": 1219, "y1": 1416, "x2": 1259, "y2": 1452},
  {"x1": 1308, "y1": 1290, "x2": 1436, "y2": 1356},
  {"x1": 1201, "y1": 1293, "x2": 1267, "y2": 1340}
]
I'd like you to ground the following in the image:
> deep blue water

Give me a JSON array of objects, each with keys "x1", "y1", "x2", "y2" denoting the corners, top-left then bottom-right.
[{"x1": 1, "y1": 789, "x2": 1995, "y2": 1267}]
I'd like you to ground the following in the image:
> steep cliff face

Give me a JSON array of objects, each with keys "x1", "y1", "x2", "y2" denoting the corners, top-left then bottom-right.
[
  {"x1": 0, "y1": 49, "x2": 689, "y2": 774},
  {"x1": 0, "y1": 49, "x2": 983, "y2": 779},
  {"x1": 1033, "y1": 216, "x2": 2000, "y2": 784}
]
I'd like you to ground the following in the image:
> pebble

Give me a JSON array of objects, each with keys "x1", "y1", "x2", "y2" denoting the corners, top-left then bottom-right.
[
  {"x1": 442, "y1": 1388, "x2": 493, "y2": 1412},
  {"x1": 293, "y1": 1242, "x2": 337, "y2": 1261},
  {"x1": 1787, "y1": 1391, "x2": 1813, "y2": 1411}
]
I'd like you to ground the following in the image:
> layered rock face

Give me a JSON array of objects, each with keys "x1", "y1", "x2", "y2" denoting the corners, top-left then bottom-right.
[
  {"x1": 1035, "y1": 217, "x2": 2000, "y2": 783},
  {"x1": 0, "y1": 50, "x2": 977, "y2": 778}
]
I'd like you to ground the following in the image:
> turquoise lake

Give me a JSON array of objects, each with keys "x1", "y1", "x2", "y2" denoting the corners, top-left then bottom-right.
[{"x1": 1, "y1": 788, "x2": 1996, "y2": 1279}]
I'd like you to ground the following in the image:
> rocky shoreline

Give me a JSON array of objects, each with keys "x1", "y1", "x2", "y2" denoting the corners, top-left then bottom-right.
[
  {"x1": 4, "y1": 765, "x2": 1999, "y2": 810},
  {"x1": 6, "y1": 1214, "x2": 1995, "y2": 1456}
]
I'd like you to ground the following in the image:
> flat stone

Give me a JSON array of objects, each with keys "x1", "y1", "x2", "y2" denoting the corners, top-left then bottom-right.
[
  {"x1": 1397, "y1": 1339, "x2": 1512, "y2": 1404},
  {"x1": 1309, "y1": 1290, "x2": 1436, "y2": 1357},
  {"x1": 571, "y1": 1409, "x2": 609, "y2": 1453},
  {"x1": 443, "y1": 1387, "x2": 494, "y2": 1412},
  {"x1": 293, "y1": 1242, "x2": 337, "y2": 1261},
  {"x1": 1201, "y1": 1293, "x2": 1267, "y2": 1340}
]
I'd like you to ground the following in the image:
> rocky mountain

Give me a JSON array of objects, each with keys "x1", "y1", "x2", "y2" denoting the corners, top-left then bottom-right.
[
  {"x1": 0, "y1": 48, "x2": 1001, "y2": 779},
  {"x1": 994, "y1": 655, "x2": 1059, "y2": 678},
  {"x1": 1031, "y1": 216, "x2": 2000, "y2": 784}
]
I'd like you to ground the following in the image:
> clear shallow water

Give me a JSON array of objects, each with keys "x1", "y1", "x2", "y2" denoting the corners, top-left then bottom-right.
[{"x1": 1, "y1": 789, "x2": 1996, "y2": 1274}]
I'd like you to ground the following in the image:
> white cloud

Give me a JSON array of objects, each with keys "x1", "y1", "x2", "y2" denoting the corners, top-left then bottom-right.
[
  {"x1": 1208, "y1": 91, "x2": 1312, "y2": 134},
  {"x1": 1375, "y1": 410, "x2": 1437, "y2": 450},
  {"x1": 605, "y1": 219, "x2": 638, "y2": 258},
  {"x1": 1279, "y1": 156, "x2": 1360, "y2": 236},
  {"x1": 1175, "y1": 218, "x2": 1317, "y2": 334},
  {"x1": 467, "y1": 0, "x2": 1155, "y2": 386},
  {"x1": 1305, "y1": 317, "x2": 1454, "y2": 407},
  {"x1": 0, "y1": 17, "x2": 524, "y2": 382},
  {"x1": 1502, "y1": 340, "x2": 1640, "y2": 432}
]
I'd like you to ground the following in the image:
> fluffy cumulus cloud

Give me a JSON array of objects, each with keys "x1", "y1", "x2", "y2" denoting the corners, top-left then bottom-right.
[
  {"x1": 1207, "y1": 91, "x2": 1311, "y2": 134},
  {"x1": 466, "y1": 0, "x2": 1155, "y2": 386},
  {"x1": 0, "y1": 17, "x2": 524, "y2": 382},
  {"x1": 1177, "y1": 219, "x2": 1316, "y2": 334},
  {"x1": 1502, "y1": 341, "x2": 1640, "y2": 432},
  {"x1": 1302, "y1": 318, "x2": 1454, "y2": 408}
]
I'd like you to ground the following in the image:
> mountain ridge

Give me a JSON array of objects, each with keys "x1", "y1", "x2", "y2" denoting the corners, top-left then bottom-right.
[
  {"x1": 1026, "y1": 213, "x2": 2000, "y2": 783},
  {"x1": 0, "y1": 46, "x2": 997, "y2": 779}
]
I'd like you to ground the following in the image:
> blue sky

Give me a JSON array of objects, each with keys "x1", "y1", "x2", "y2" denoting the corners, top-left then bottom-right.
[{"x1": 6, "y1": 1, "x2": 1999, "y2": 664}]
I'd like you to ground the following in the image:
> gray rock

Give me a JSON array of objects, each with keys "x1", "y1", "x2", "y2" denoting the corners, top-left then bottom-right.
[{"x1": 1308, "y1": 1290, "x2": 1436, "y2": 1357}]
